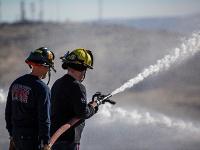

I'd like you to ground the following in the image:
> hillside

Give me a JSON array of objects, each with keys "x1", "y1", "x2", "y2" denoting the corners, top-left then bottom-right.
[{"x1": 101, "y1": 13, "x2": 200, "y2": 34}]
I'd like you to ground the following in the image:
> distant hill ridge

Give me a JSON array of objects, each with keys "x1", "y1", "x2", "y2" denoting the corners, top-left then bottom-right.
[{"x1": 96, "y1": 13, "x2": 200, "y2": 34}]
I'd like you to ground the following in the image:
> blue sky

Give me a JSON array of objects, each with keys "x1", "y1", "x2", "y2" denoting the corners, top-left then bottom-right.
[{"x1": 1, "y1": 0, "x2": 200, "y2": 22}]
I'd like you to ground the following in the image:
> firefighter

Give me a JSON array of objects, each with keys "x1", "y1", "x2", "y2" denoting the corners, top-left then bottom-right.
[
  {"x1": 5, "y1": 47, "x2": 56, "y2": 150},
  {"x1": 51, "y1": 48, "x2": 98, "y2": 150}
]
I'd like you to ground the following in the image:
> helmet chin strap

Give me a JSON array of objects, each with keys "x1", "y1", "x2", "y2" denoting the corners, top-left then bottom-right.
[
  {"x1": 47, "y1": 67, "x2": 51, "y2": 85},
  {"x1": 46, "y1": 65, "x2": 56, "y2": 85},
  {"x1": 80, "y1": 70, "x2": 86, "y2": 82}
]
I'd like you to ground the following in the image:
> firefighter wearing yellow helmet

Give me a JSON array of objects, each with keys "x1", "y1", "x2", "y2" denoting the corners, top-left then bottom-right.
[{"x1": 51, "y1": 48, "x2": 98, "y2": 150}]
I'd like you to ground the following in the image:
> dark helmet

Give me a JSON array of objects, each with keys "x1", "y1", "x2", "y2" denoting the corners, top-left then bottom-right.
[
  {"x1": 60, "y1": 48, "x2": 93, "y2": 71},
  {"x1": 25, "y1": 47, "x2": 56, "y2": 72}
]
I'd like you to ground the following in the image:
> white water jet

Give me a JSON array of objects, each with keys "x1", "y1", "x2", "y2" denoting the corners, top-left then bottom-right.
[{"x1": 111, "y1": 32, "x2": 200, "y2": 96}]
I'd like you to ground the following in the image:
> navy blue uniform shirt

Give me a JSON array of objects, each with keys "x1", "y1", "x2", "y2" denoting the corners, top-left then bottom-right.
[{"x1": 5, "y1": 74, "x2": 51, "y2": 144}]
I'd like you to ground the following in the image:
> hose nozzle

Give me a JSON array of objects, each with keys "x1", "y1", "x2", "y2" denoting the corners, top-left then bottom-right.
[{"x1": 92, "y1": 92, "x2": 116, "y2": 105}]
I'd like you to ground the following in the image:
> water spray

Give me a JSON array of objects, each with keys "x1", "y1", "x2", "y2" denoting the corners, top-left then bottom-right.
[
  {"x1": 98, "y1": 104, "x2": 200, "y2": 133},
  {"x1": 110, "y1": 32, "x2": 200, "y2": 96},
  {"x1": 93, "y1": 32, "x2": 200, "y2": 104},
  {"x1": 92, "y1": 32, "x2": 200, "y2": 133}
]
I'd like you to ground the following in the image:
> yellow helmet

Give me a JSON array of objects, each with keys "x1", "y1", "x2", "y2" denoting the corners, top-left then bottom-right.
[{"x1": 61, "y1": 48, "x2": 93, "y2": 71}]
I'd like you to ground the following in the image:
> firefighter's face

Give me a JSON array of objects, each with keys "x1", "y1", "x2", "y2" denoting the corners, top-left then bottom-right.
[{"x1": 68, "y1": 67, "x2": 86, "y2": 82}]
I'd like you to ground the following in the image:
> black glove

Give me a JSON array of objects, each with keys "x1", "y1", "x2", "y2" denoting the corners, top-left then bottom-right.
[{"x1": 88, "y1": 101, "x2": 99, "y2": 113}]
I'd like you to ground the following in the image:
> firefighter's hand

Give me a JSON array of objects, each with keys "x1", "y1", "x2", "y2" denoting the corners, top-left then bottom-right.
[
  {"x1": 89, "y1": 101, "x2": 98, "y2": 108},
  {"x1": 89, "y1": 101, "x2": 99, "y2": 113},
  {"x1": 42, "y1": 144, "x2": 51, "y2": 150}
]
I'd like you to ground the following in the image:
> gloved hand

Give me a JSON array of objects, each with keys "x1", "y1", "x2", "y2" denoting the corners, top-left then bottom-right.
[
  {"x1": 88, "y1": 101, "x2": 99, "y2": 113},
  {"x1": 42, "y1": 144, "x2": 51, "y2": 150}
]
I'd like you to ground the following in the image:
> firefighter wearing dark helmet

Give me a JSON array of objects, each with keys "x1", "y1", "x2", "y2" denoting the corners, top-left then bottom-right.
[
  {"x1": 5, "y1": 47, "x2": 55, "y2": 150},
  {"x1": 51, "y1": 48, "x2": 98, "y2": 150}
]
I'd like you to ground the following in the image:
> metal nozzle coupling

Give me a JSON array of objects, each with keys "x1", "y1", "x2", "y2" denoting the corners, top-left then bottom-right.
[
  {"x1": 92, "y1": 92, "x2": 116, "y2": 105},
  {"x1": 102, "y1": 94, "x2": 112, "y2": 100}
]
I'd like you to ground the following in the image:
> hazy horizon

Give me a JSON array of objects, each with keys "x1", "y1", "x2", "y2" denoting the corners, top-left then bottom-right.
[{"x1": 1, "y1": 0, "x2": 200, "y2": 22}]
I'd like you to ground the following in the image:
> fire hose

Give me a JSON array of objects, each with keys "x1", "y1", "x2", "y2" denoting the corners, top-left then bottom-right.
[{"x1": 48, "y1": 92, "x2": 116, "y2": 148}]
